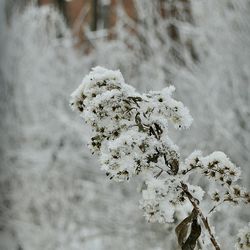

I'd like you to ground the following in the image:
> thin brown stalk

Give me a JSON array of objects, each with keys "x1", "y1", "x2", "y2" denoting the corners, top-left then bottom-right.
[{"x1": 181, "y1": 182, "x2": 221, "y2": 250}]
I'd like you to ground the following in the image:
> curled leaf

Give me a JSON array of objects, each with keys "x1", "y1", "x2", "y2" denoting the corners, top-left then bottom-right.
[
  {"x1": 176, "y1": 209, "x2": 201, "y2": 250},
  {"x1": 182, "y1": 218, "x2": 201, "y2": 250}
]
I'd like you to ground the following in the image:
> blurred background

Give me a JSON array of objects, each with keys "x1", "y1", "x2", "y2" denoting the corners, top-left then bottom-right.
[{"x1": 0, "y1": 0, "x2": 250, "y2": 249}]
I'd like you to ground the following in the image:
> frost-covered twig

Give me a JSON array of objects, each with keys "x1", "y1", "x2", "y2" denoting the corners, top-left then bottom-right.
[
  {"x1": 180, "y1": 182, "x2": 220, "y2": 250},
  {"x1": 70, "y1": 67, "x2": 249, "y2": 250}
]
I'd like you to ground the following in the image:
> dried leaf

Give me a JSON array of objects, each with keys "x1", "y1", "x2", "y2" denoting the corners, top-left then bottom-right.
[
  {"x1": 135, "y1": 112, "x2": 145, "y2": 132},
  {"x1": 182, "y1": 218, "x2": 201, "y2": 250},
  {"x1": 175, "y1": 209, "x2": 199, "y2": 248},
  {"x1": 176, "y1": 210, "x2": 195, "y2": 246},
  {"x1": 169, "y1": 158, "x2": 179, "y2": 175}
]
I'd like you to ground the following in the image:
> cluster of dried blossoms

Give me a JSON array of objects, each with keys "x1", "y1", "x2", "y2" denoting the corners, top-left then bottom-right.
[
  {"x1": 71, "y1": 67, "x2": 249, "y2": 250},
  {"x1": 235, "y1": 223, "x2": 250, "y2": 250}
]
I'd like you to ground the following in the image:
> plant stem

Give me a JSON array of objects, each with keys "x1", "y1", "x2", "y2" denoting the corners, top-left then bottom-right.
[
  {"x1": 144, "y1": 118, "x2": 220, "y2": 249},
  {"x1": 181, "y1": 182, "x2": 221, "y2": 250}
]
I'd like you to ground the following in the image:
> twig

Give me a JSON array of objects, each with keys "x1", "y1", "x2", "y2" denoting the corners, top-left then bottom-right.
[
  {"x1": 154, "y1": 169, "x2": 163, "y2": 178},
  {"x1": 181, "y1": 182, "x2": 221, "y2": 250}
]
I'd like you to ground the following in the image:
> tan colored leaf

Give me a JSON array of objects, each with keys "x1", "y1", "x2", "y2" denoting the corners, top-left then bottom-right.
[
  {"x1": 182, "y1": 218, "x2": 201, "y2": 250},
  {"x1": 175, "y1": 209, "x2": 197, "y2": 247}
]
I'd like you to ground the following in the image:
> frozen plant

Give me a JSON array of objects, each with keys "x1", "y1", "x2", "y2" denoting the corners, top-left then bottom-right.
[
  {"x1": 235, "y1": 223, "x2": 250, "y2": 250},
  {"x1": 70, "y1": 67, "x2": 249, "y2": 250}
]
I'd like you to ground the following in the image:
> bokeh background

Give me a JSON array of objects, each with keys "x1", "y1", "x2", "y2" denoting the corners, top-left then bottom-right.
[{"x1": 0, "y1": 0, "x2": 250, "y2": 249}]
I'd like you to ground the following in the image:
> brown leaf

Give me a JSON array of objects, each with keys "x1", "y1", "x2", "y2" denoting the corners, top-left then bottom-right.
[
  {"x1": 169, "y1": 158, "x2": 179, "y2": 175},
  {"x1": 182, "y1": 218, "x2": 201, "y2": 250},
  {"x1": 135, "y1": 113, "x2": 145, "y2": 132},
  {"x1": 175, "y1": 209, "x2": 196, "y2": 246},
  {"x1": 175, "y1": 209, "x2": 200, "y2": 249}
]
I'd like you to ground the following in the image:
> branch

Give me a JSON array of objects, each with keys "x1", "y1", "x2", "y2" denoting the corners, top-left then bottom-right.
[{"x1": 181, "y1": 182, "x2": 221, "y2": 250}]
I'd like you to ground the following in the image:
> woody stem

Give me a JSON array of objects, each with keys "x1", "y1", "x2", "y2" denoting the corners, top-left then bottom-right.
[{"x1": 181, "y1": 182, "x2": 221, "y2": 250}]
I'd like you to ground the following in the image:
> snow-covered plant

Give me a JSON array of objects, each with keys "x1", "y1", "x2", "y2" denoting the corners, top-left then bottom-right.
[
  {"x1": 235, "y1": 223, "x2": 250, "y2": 250},
  {"x1": 70, "y1": 67, "x2": 249, "y2": 250}
]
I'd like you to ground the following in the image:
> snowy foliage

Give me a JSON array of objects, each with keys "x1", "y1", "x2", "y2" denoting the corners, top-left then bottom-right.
[
  {"x1": 1, "y1": 1, "x2": 250, "y2": 250},
  {"x1": 71, "y1": 67, "x2": 249, "y2": 250},
  {"x1": 70, "y1": 66, "x2": 192, "y2": 183},
  {"x1": 235, "y1": 223, "x2": 250, "y2": 250}
]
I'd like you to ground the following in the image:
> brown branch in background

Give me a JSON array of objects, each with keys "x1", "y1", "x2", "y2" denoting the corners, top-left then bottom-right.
[{"x1": 91, "y1": 0, "x2": 99, "y2": 31}]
